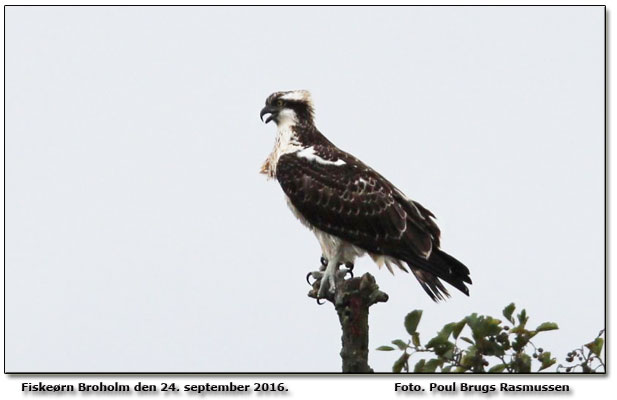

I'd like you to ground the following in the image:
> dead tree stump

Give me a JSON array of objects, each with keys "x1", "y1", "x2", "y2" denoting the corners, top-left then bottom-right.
[{"x1": 308, "y1": 272, "x2": 389, "y2": 373}]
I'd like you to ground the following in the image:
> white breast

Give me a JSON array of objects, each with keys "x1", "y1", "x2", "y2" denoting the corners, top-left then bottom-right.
[
  {"x1": 285, "y1": 195, "x2": 366, "y2": 264},
  {"x1": 260, "y1": 122, "x2": 303, "y2": 178}
]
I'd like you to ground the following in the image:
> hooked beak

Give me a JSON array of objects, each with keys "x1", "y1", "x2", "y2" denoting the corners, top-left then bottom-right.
[{"x1": 260, "y1": 105, "x2": 277, "y2": 124}]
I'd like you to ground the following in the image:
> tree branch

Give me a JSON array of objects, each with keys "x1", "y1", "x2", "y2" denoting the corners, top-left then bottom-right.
[{"x1": 308, "y1": 272, "x2": 389, "y2": 372}]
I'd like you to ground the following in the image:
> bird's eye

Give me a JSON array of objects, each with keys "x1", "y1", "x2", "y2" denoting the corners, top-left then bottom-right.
[{"x1": 276, "y1": 99, "x2": 284, "y2": 107}]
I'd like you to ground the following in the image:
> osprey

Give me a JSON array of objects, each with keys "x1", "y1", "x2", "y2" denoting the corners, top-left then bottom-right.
[{"x1": 259, "y1": 90, "x2": 471, "y2": 301}]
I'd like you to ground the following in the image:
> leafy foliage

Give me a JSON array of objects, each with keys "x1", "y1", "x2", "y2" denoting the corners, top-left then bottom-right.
[
  {"x1": 556, "y1": 330, "x2": 605, "y2": 373},
  {"x1": 378, "y1": 303, "x2": 605, "y2": 373}
]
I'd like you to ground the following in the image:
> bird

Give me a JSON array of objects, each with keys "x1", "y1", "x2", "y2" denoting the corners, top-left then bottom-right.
[{"x1": 259, "y1": 90, "x2": 471, "y2": 301}]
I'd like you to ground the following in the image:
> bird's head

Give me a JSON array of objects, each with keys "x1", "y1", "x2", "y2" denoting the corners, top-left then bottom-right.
[{"x1": 260, "y1": 90, "x2": 315, "y2": 127}]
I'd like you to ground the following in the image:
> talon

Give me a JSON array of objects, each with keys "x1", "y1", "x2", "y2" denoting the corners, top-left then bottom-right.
[
  {"x1": 316, "y1": 298, "x2": 325, "y2": 305},
  {"x1": 348, "y1": 269, "x2": 354, "y2": 279},
  {"x1": 345, "y1": 262, "x2": 354, "y2": 272},
  {"x1": 307, "y1": 270, "x2": 324, "y2": 286},
  {"x1": 320, "y1": 256, "x2": 328, "y2": 270}
]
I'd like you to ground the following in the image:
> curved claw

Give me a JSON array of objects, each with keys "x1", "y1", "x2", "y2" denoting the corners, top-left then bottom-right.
[
  {"x1": 307, "y1": 270, "x2": 323, "y2": 286},
  {"x1": 316, "y1": 298, "x2": 325, "y2": 305},
  {"x1": 347, "y1": 269, "x2": 354, "y2": 279},
  {"x1": 320, "y1": 256, "x2": 328, "y2": 268},
  {"x1": 345, "y1": 262, "x2": 355, "y2": 272}
]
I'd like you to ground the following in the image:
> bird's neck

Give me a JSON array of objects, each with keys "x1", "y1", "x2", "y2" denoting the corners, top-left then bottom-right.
[
  {"x1": 260, "y1": 120, "x2": 332, "y2": 178},
  {"x1": 292, "y1": 119, "x2": 334, "y2": 147}
]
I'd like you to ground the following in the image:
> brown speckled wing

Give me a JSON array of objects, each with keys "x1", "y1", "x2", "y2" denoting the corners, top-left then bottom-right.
[{"x1": 275, "y1": 146, "x2": 436, "y2": 260}]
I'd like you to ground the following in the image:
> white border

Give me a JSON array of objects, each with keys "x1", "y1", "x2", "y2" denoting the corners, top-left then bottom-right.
[{"x1": 0, "y1": 1, "x2": 611, "y2": 399}]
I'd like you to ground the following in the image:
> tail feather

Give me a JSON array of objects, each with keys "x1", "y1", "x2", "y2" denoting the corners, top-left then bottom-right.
[
  {"x1": 411, "y1": 269, "x2": 451, "y2": 301},
  {"x1": 405, "y1": 249, "x2": 472, "y2": 301}
]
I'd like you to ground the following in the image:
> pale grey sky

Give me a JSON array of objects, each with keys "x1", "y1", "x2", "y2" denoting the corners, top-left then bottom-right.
[{"x1": 5, "y1": 6, "x2": 604, "y2": 372}]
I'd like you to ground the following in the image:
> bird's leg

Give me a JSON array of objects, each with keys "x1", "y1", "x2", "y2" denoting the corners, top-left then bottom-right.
[{"x1": 318, "y1": 255, "x2": 341, "y2": 298}]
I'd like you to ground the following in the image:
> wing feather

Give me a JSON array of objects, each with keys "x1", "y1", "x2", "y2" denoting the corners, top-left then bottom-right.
[{"x1": 276, "y1": 147, "x2": 434, "y2": 258}]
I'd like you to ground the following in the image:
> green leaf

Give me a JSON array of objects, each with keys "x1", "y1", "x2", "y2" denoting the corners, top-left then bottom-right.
[
  {"x1": 489, "y1": 364, "x2": 507, "y2": 373},
  {"x1": 517, "y1": 309, "x2": 528, "y2": 327},
  {"x1": 392, "y1": 353, "x2": 410, "y2": 373},
  {"x1": 585, "y1": 337, "x2": 604, "y2": 357},
  {"x1": 404, "y1": 310, "x2": 423, "y2": 335},
  {"x1": 442, "y1": 348, "x2": 455, "y2": 361},
  {"x1": 426, "y1": 323, "x2": 457, "y2": 354},
  {"x1": 484, "y1": 339, "x2": 506, "y2": 357},
  {"x1": 535, "y1": 322, "x2": 559, "y2": 332},
  {"x1": 412, "y1": 332, "x2": 421, "y2": 347},
  {"x1": 439, "y1": 322, "x2": 456, "y2": 339},
  {"x1": 468, "y1": 315, "x2": 502, "y2": 340},
  {"x1": 413, "y1": 359, "x2": 426, "y2": 372},
  {"x1": 485, "y1": 317, "x2": 503, "y2": 336},
  {"x1": 466, "y1": 313, "x2": 479, "y2": 328},
  {"x1": 422, "y1": 358, "x2": 443, "y2": 372},
  {"x1": 376, "y1": 345, "x2": 395, "y2": 351},
  {"x1": 503, "y1": 303, "x2": 516, "y2": 324},
  {"x1": 512, "y1": 334, "x2": 529, "y2": 352},
  {"x1": 514, "y1": 353, "x2": 532, "y2": 372},
  {"x1": 459, "y1": 346, "x2": 478, "y2": 369},
  {"x1": 538, "y1": 351, "x2": 556, "y2": 371},
  {"x1": 460, "y1": 336, "x2": 474, "y2": 345},
  {"x1": 392, "y1": 339, "x2": 408, "y2": 350},
  {"x1": 426, "y1": 334, "x2": 448, "y2": 349},
  {"x1": 538, "y1": 360, "x2": 556, "y2": 372},
  {"x1": 509, "y1": 325, "x2": 526, "y2": 334},
  {"x1": 432, "y1": 340, "x2": 455, "y2": 358},
  {"x1": 452, "y1": 319, "x2": 466, "y2": 339}
]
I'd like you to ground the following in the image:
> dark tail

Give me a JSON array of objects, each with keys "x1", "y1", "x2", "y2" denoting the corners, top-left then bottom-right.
[{"x1": 406, "y1": 249, "x2": 472, "y2": 302}]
